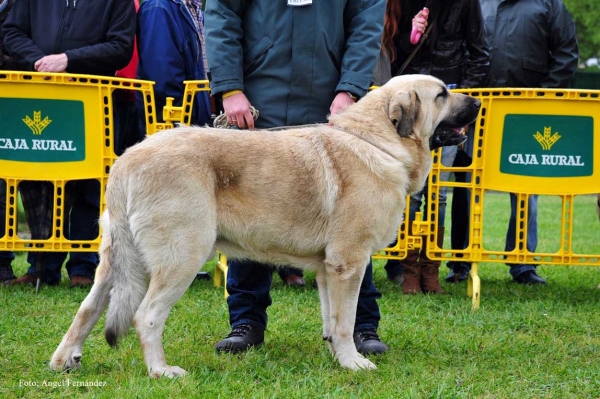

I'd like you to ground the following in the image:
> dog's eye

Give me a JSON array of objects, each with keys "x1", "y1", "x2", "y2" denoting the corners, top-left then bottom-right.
[{"x1": 436, "y1": 89, "x2": 448, "y2": 100}]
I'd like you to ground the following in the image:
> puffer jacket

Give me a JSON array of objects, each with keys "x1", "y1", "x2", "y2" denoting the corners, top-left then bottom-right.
[
  {"x1": 392, "y1": 0, "x2": 490, "y2": 88},
  {"x1": 3, "y1": 0, "x2": 135, "y2": 76},
  {"x1": 136, "y1": 0, "x2": 211, "y2": 127},
  {"x1": 480, "y1": 0, "x2": 578, "y2": 88},
  {"x1": 205, "y1": 0, "x2": 385, "y2": 128}
]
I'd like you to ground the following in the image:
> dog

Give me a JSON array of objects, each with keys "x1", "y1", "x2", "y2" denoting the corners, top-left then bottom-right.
[{"x1": 50, "y1": 74, "x2": 480, "y2": 377}]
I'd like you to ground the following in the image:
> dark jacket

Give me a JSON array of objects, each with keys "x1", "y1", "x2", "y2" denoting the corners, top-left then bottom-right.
[
  {"x1": 0, "y1": 0, "x2": 17, "y2": 69},
  {"x1": 136, "y1": 0, "x2": 211, "y2": 127},
  {"x1": 480, "y1": 0, "x2": 578, "y2": 88},
  {"x1": 3, "y1": 0, "x2": 135, "y2": 76},
  {"x1": 393, "y1": 0, "x2": 490, "y2": 88},
  {"x1": 205, "y1": 0, "x2": 385, "y2": 128}
]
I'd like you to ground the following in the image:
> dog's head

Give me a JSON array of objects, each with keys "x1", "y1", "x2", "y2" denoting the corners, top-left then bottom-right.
[{"x1": 382, "y1": 75, "x2": 481, "y2": 150}]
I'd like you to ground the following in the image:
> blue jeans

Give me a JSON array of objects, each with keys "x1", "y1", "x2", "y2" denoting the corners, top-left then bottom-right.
[
  {"x1": 385, "y1": 146, "x2": 457, "y2": 280},
  {"x1": 226, "y1": 259, "x2": 381, "y2": 333},
  {"x1": 25, "y1": 180, "x2": 100, "y2": 285},
  {"x1": 505, "y1": 193, "x2": 538, "y2": 278},
  {"x1": 0, "y1": 180, "x2": 15, "y2": 263}
]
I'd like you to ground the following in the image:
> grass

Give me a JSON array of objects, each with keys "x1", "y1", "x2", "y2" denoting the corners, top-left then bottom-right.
[{"x1": 0, "y1": 193, "x2": 599, "y2": 398}]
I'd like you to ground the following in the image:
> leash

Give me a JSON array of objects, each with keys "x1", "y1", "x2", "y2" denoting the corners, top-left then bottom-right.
[
  {"x1": 397, "y1": 22, "x2": 434, "y2": 76},
  {"x1": 213, "y1": 106, "x2": 260, "y2": 129}
]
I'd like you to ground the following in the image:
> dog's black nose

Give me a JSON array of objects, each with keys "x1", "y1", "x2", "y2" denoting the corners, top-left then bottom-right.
[{"x1": 473, "y1": 98, "x2": 481, "y2": 110}]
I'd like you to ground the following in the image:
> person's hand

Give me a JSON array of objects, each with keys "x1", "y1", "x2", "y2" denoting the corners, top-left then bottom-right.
[
  {"x1": 329, "y1": 92, "x2": 356, "y2": 122},
  {"x1": 223, "y1": 92, "x2": 255, "y2": 129},
  {"x1": 411, "y1": 8, "x2": 429, "y2": 39},
  {"x1": 34, "y1": 54, "x2": 68, "y2": 73}
]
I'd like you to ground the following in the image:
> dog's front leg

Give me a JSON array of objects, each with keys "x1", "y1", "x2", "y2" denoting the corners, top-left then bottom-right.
[
  {"x1": 315, "y1": 268, "x2": 332, "y2": 351},
  {"x1": 324, "y1": 258, "x2": 376, "y2": 371}
]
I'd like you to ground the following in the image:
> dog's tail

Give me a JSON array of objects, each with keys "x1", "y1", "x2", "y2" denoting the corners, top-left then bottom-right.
[{"x1": 103, "y1": 191, "x2": 149, "y2": 347}]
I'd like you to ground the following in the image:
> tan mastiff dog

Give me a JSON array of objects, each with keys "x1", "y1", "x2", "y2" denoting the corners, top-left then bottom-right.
[{"x1": 50, "y1": 75, "x2": 480, "y2": 377}]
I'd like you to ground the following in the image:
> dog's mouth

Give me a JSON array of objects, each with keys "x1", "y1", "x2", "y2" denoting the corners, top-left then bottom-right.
[{"x1": 430, "y1": 123, "x2": 468, "y2": 150}]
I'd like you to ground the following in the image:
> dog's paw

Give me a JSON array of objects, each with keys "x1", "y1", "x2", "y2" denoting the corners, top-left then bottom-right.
[
  {"x1": 338, "y1": 355, "x2": 377, "y2": 371},
  {"x1": 50, "y1": 349, "x2": 83, "y2": 371},
  {"x1": 149, "y1": 365, "x2": 187, "y2": 379}
]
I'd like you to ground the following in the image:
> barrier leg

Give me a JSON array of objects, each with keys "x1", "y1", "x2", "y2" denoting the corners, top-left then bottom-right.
[
  {"x1": 213, "y1": 252, "x2": 229, "y2": 298},
  {"x1": 467, "y1": 262, "x2": 480, "y2": 310}
]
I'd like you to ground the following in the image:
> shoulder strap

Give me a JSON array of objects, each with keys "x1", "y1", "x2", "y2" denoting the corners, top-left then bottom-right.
[{"x1": 396, "y1": 22, "x2": 435, "y2": 76}]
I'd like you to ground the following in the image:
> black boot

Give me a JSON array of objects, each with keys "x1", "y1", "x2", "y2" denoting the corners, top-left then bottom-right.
[
  {"x1": 353, "y1": 330, "x2": 390, "y2": 356},
  {"x1": 215, "y1": 324, "x2": 265, "y2": 353},
  {"x1": 0, "y1": 262, "x2": 16, "y2": 282}
]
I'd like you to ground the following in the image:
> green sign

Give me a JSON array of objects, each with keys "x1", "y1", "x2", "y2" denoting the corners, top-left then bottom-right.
[
  {"x1": 0, "y1": 98, "x2": 85, "y2": 162},
  {"x1": 500, "y1": 114, "x2": 593, "y2": 177}
]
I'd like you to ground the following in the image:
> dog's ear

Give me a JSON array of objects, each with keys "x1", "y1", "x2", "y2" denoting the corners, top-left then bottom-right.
[{"x1": 389, "y1": 90, "x2": 419, "y2": 137}]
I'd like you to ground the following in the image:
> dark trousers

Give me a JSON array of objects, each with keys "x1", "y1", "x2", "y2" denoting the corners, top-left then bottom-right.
[
  {"x1": 226, "y1": 259, "x2": 381, "y2": 332},
  {"x1": 0, "y1": 179, "x2": 15, "y2": 262},
  {"x1": 22, "y1": 180, "x2": 100, "y2": 285}
]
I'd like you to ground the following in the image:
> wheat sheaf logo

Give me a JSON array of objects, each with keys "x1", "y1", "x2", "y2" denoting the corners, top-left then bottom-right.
[
  {"x1": 533, "y1": 126, "x2": 561, "y2": 150},
  {"x1": 22, "y1": 111, "x2": 52, "y2": 135}
]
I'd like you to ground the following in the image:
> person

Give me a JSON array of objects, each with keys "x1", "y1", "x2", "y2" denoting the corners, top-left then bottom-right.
[
  {"x1": 379, "y1": 0, "x2": 489, "y2": 294},
  {"x1": 444, "y1": 0, "x2": 578, "y2": 285},
  {"x1": 3, "y1": 0, "x2": 136, "y2": 287},
  {"x1": 0, "y1": 0, "x2": 17, "y2": 283},
  {"x1": 114, "y1": 0, "x2": 142, "y2": 157},
  {"x1": 135, "y1": 0, "x2": 212, "y2": 136},
  {"x1": 205, "y1": 0, "x2": 390, "y2": 355}
]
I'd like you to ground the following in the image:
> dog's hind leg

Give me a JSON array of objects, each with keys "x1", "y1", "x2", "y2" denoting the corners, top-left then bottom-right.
[
  {"x1": 133, "y1": 230, "x2": 215, "y2": 378},
  {"x1": 324, "y1": 251, "x2": 376, "y2": 371},
  {"x1": 50, "y1": 226, "x2": 113, "y2": 371}
]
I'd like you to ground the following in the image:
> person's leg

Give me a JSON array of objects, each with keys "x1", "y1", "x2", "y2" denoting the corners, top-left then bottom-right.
[
  {"x1": 65, "y1": 180, "x2": 100, "y2": 283},
  {"x1": 215, "y1": 259, "x2": 273, "y2": 352},
  {"x1": 0, "y1": 180, "x2": 16, "y2": 281},
  {"x1": 507, "y1": 194, "x2": 543, "y2": 282},
  {"x1": 353, "y1": 259, "x2": 389, "y2": 355},
  {"x1": 7, "y1": 181, "x2": 65, "y2": 285},
  {"x1": 384, "y1": 189, "x2": 422, "y2": 283}
]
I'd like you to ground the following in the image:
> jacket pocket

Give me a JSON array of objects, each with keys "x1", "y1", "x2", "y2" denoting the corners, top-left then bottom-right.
[
  {"x1": 522, "y1": 56, "x2": 547, "y2": 74},
  {"x1": 244, "y1": 35, "x2": 273, "y2": 74}
]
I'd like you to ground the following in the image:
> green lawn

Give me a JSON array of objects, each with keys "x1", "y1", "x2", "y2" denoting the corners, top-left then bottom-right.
[{"x1": 0, "y1": 193, "x2": 599, "y2": 398}]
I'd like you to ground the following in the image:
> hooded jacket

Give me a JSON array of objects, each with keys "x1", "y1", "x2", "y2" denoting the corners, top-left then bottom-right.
[
  {"x1": 3, "y1": 0, "x2": 135, "y2": 76},
  {"x1": 205, "y1": 0, "x2": 385, "y2": 128}
]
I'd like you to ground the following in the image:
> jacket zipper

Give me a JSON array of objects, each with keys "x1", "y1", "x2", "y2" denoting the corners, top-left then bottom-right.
[{"x1": 55, "y1": 2, "x2": 70, "y2": 54}]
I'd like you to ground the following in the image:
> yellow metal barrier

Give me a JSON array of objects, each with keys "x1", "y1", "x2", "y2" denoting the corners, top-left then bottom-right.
[
  {"x1": 0, "y1": 71, "x2": 157, "y2": 256},
  {"x1": 424, "y1": 88, "x2": 600, "y2": 308},
  {"x1": 166, "y1": 82, "x2": 600, "y2": 306}
]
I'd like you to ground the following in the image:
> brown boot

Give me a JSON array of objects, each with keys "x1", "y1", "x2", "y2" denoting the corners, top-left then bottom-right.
[
  {"x1": 401, "y1": 249, "x2": 422, "y2": 294},
  {"x1": 420, "y1": 227, "x2": 444, "y2": 294}
]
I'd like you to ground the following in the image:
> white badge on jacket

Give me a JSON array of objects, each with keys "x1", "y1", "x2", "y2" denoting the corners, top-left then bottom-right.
[{"x1": 288, "y1": 0, "x2": 312, "y2": 6}]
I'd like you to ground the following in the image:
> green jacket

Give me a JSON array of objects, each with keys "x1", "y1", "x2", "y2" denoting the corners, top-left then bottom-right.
[{"x1": 205, "y1": 0, "x2": 385, "y2": 127}]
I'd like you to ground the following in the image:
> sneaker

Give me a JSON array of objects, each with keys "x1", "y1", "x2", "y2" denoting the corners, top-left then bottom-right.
[
  {"x1": 0, "y1": 262, "x2": 16, "y2": 282},
  {"x1": 445, "y1": 268, "x2": 470, "y2": 283},
  {"x1": 353, "y1": 330, "x2": 390, "y2": 356},
  {"x1": 215, "y1": 324, "x2": 265, "y2": 353},
  {"x1": 4, "y1": 273, "x2": 37, "y2": 286}
]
